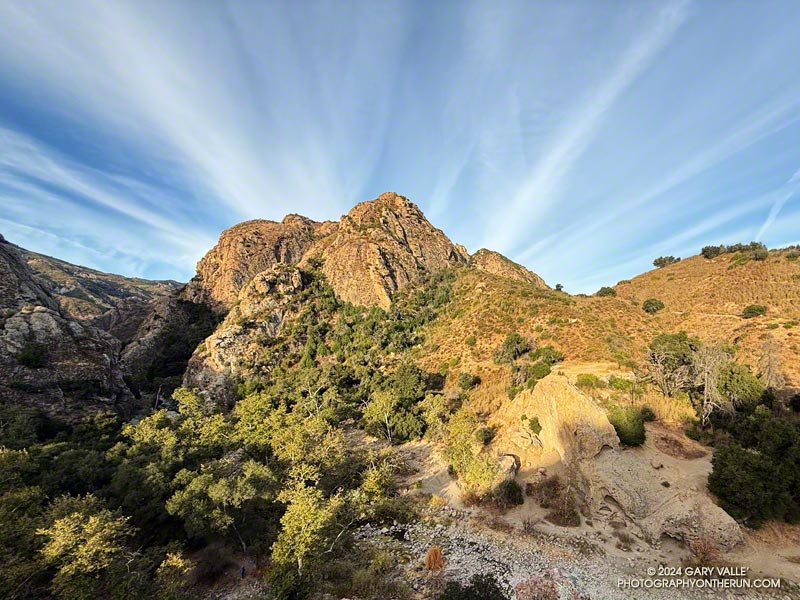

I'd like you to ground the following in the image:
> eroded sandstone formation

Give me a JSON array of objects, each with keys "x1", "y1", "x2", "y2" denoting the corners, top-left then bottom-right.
[{"x1": 491, "y1": 373, "x2": 619, "y2": 466}]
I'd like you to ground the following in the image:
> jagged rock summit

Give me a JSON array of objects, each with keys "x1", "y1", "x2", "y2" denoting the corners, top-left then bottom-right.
[
  {"x1": 191, "y1": 192, "x2": 473, "y2": 311},
  {"x1": 316, "y1": 192, "x2": 469, "y2": 308}
]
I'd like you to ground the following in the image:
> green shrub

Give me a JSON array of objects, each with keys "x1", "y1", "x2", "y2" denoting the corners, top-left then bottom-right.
[
  {"x1": 717, "y1": 363, "x2": 764, "y2": 409},
  {"x1": 458, "y1": 372, "x2": 481, "y2": 391},
  {"x1": 708, "y1": 441, "x2": 796, "y2": 526},
  {"x1": 640, "y1": 405, "x2": 656, "y2": 422},
  {"x1": 492, "y1": 479, "x2": 524, "y2": 510},
  {"x1": 16, "y1": 343, "x2": 47, "y2": 369},
  {"x1": 475, "y1": 426, "x2": 495, "y2": 445},
  {"x1": 608, "y1": 375, "x2": 632, "y2": 391},
  {"x1": 525, "y1": 474, "x2": 579, "y2": 526},
  {"x1": 701, "y1": 245, "x2": 725, "y2": 259},
  {"x1": 642, "y1": 298, "x2": 665, "y2": 314},
  {"x1": 530, "y1": 345, "x2": 564, "y2": 365},
  {"x1": 786, "y1": 250, "x2": 800, "y2": 261},
  {"x1": 742, "y1": 304, "x2": 767, "y2": 319},
  {"x1": 702, "y1": 242, "x2": 767, "y2": 260},
  {"x1": 576, "y1": 373, "x2": 603, "y2": 389},
  {"x1": 555, "y1": 283, "x2": 564, "y2": 292},
  {"x1": 526, "y1": 362, "x2": 551, "y2": 388},
  {"x1": 596, "y1": 286, "x2": 616, "y2": 297},
  {"x1": 608, "y1": 405, "x2": 646, "y2": 446},
  {"x1": 653, "y1": 256, "x2": 680, "y2": 268},
  {"x1": 465, "y1": 335, "x2": 477, "y2": 347},
  {"x1": 494, "y1": 333, "x2": 531, "y2": 363},
  {"x1": 784, "y1": 320, "x2": 798, "y2": 329},
  {"x1": 526, "y1": 415, "x2": 541, "y2": 436}
]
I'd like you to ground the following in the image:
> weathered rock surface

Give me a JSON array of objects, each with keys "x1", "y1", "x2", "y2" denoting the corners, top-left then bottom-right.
[
  {"x1": 316, "y1": 192, "x2": 469, "y2": 308},
  {"x1": 195, "y1": 215, "x2": 324, "y2": 311},
  {"x1": 0, "y1": 240, "x2": 131, "y2": 418},
  {"x1": 470, "y1": 248, "x2": 549, "y2": 288},
  {"x1": 584, "y1": 446, "x2": 743, "y2": 550},
  {"x1": 492, "y1": 373, "x2": 619, "y2": 466},
  {"x1": 0, "y1": 238, "x2": 58, "y2": 319},
  {"x1": 19, "y1": 247, "x2": 180, "y2": 329},
  {"x1": 182, "y1": 265, "x2": 306, "y2": 404}
]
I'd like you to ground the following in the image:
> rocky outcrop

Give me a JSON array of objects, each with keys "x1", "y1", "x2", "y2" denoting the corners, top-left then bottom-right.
[
  {"x1": 469, "y1": 248, "x2": 548, "y2": 288},
  {"x1": 491, "y1": 373, "x2": 619, "y2": 466},
  {"x1": 183, "y1": 265, "x2": 306, "y2": 404},
  {"x1": 194, "y1": 215, "x2": 325, "y2": 311},
  {"x1": 316, "y1": 192, "x2": 468, "y2": 308},
  {"x1": 0, "y1": 239, "x2": 131, "y2": 419},
  {"x1": 0, "y1": 238, "x2": 58, "y2": 320},
  {"x1": 584, "y1": 445, "x2": 743, "y2": 550},
  {"x1": 19, "y1": 247, "x2": 180, "y2": 327}
]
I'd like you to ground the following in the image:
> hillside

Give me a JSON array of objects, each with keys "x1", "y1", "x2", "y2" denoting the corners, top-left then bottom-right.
[
  {"x1": 2, "y1": 198, "x2": 800, "y2": 600},
  {"x1": 617, "y1": 250, "x2": 800, "y2": 384}
]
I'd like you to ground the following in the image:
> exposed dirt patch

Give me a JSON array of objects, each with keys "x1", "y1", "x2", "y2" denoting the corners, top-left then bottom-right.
[{"x1": 652, "y1": 428, "x2": 708, "y2": 459}]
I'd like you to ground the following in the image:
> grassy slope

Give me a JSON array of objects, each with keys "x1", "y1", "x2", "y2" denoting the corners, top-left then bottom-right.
[
  {"x1": 414, "y1": 249, "x2": 800, "y2": 405},
  {"x1": 617, "y1": 249, "x2": 800, "y2": 384}
]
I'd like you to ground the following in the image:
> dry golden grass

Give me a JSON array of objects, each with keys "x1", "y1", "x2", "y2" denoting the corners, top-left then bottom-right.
[
  {"x1": 412, "y1": 251, "x2": 800, "y2": 395},
  {"x1": 617, "y1": 251, "x2": 800, "y2": 384}
]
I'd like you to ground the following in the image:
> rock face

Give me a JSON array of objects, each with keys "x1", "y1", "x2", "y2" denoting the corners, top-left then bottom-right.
[
  {"x1": 0, "y1": 240, "x2": 130, "y2": 419},
  {"x1": 183, "y1": 265, "x2": 306, "y2": 404},
  {"x1": 584, "y1": 445, "x2": 743, "y2": 550},
  {"x1": 492, "y1": 373, "x2": 619, "y2": 466},
  {"x1": 469, "y1": 248, "x2": 548, "y2": 288},
  {"x1": 0, "y1": 240, "x2": 58, "y2": 319},
  {"x1": 316, "y1": 192, "x2": 469, "y2": 308},
  {"x1": 19, "y1": 247, "x2": 180, "y2": 330},
  {"x1": 194, "y1": 215, "x2": 324, "y2": 311}
]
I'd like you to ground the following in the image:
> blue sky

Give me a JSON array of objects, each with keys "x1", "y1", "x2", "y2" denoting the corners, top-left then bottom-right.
[{"x1": 1, "y1": 0, "x2": 799, "y2": 292}]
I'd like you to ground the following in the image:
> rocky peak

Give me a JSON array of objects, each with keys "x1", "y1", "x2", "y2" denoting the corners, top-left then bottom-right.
[
  {"x1": 316, "y1": 192, "x2": 468, "y2": 308},
  {"x1": 470, "y1": 248, "x2": 549, "y2": 288},
  {"x1": 194, "y1": 216, "x2": 322, "y2": 311}
]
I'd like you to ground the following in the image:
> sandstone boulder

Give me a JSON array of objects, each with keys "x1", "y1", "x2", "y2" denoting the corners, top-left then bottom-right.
[{"x1": 492, "y1": 373, "x2": 619, "y2": 466}]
